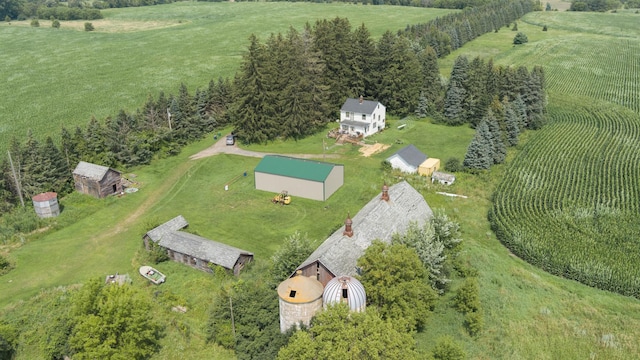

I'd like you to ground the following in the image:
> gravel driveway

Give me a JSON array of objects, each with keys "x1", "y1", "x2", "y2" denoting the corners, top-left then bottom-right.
[{"x1": 189, "y1": 136, "x2": 340, "y2": 160}]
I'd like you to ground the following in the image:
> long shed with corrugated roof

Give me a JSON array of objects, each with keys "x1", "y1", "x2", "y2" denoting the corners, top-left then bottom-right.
[
  {"x1": 254, "y1": 155, "x2": 344, "y2": 201},
  {"x1": 143, "y1": 215, "x2": 253, "y2": 276}
]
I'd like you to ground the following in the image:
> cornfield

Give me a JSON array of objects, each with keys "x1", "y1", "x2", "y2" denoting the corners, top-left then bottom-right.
[{"x1": 491, "y1": 104, "x2": 640, "y2": 298}]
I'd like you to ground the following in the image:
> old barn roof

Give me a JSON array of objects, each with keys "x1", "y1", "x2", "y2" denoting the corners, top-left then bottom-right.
[
  {"x1": 255, "y1": 155, "x2": 342, "y2": 183},
  {"x1": 390, "y1": 145, "x2": 428, "y2": 168},
  {"x1": 340, "y1": 98, "x2": 382, "y2": 115},
  {"x1": 146, "y1": 215, "x2": 189, "y2": 242},
  {"x1": 73, "y1": 161, "x2": 119, "y2": 181},
  {"x1": 297, "y1": 181, "x2": 432, "y2": 277},
  {"x1": 146, "y1": 215, "x2": 252, "y2": 270}
]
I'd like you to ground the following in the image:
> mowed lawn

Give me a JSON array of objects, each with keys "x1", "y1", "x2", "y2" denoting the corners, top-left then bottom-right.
[{"x1": 0, "y1": 2, "x2": 453, "y2": 152}]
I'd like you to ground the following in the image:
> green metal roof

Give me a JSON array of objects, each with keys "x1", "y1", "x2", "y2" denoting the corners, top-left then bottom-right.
[{"x1": 255, "y1": 156, "x2": 340, "y2": 182}]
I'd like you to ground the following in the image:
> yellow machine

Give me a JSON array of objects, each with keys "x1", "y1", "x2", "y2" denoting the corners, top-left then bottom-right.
[{"x1": 272, "y1": 190, "x2": 291, "y2": 205}]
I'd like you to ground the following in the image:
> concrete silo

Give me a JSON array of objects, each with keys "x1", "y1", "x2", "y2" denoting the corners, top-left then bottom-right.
[
  {"x1": 277, "y1": 271, "x2": 324, "y2": 333},
  {"x1": 322, "y1": 276, "x2": 366, "y2": 312}
]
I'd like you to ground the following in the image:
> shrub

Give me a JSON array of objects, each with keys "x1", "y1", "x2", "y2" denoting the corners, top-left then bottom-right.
[
  {"x1": 513, "y1": 32, "x2": 529, "y2": 45},
  {"x1": 432, "y1": 336, "x2": 466, "y2": 360},
  {"x1": 454, "y1": 277, "x2": 480, "y2": 313},
  {"x1": 511, "y1": 22, "x2": 518, "y2": 31},
  {"x1": 52, "y1": 19, "x2": 60, "y2": 28},
  {"x1": 84, "y1": 22, "x2": 94, "y2": 31},
  {"x1": 0, "y1": 254, "x2": 13, "y2": 275},
  {"x1": 4, "y1": 15, "x2": 10, "y2": 22},
  {"x1": 380, "y1": 160, "x2": 392, "y2": 172},
  {"x1": 543, "y1": 25, "x2": 548, "y2": 31},
  {"x1": 444, "y1": 157, "x2": 462, "y2": 172},
  {"x1": 465, "y1": 310, "x2": 484, "y2": 336},
  {"x1": 31, "y1": 19, "x2": 40, "y2": 27}
]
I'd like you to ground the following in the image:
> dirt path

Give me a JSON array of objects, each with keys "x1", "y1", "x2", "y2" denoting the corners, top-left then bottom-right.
[{"x1": 189, "y1": 136, "x2": 341, "y2": 160}]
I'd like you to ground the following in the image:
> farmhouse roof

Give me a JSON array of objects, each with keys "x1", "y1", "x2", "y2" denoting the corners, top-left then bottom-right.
[
  {"x1": 73, "y1": 161, "x2": 119, "y2": 181},
  {"x1": 340, "y1": 98, "x2": 382, "y2": 115},
  {"x1": 297, "y1": 181, "x2": 432, "y2": 278},
  {"x1": 390, "y1": 145, "x2": 428, "y2": 168},
  {"x1": 146, "y1": 215, "x2": 253, "y2": 270},
  {"x1": 255, "y1": 155, "x2": 342, "y2": 183}
]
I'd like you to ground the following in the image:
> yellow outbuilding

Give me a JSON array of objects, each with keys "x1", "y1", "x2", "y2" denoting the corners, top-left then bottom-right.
[{"x1": 418, "y1": 158, "x2": 440, "y2": 177}]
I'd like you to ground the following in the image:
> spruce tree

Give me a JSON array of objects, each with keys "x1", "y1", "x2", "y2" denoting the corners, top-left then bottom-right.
[
  {"x1": 485, "y1": 110, "x2": 506, "y2": 164},
  {"x1": 523, "y1": 66, "x2": 546, "y2": 129},
  {"x1": 41, "y1": 136, "x2": 71, "y2": 194},
  {"x1": 376, "y1": 35, "x2": 422, "y2": 115},
  {"x1": 513, "y1": 94, "x2": 528, "y2": 130},
  {"x1": 230, "y1": 34, "x2": 275, "y2": 144},
  {"x1": 444, "y1": 55, "x2": 468, "y2": 125},
  {"x1": 463, "y1": 120, "x2": 493, "y2": 170},
  {"x1": 464, "y1": 57, "x2": 489, "y2": 127},
  {"x1": 418, "y1": 46, "x2": 442, "y2": 114},
  {"x1": 504, "y1": 103, "x2": 520, "y2": 147},
  {"x1": 21, "y1": 131, "x2": 47, "y2": 197}
]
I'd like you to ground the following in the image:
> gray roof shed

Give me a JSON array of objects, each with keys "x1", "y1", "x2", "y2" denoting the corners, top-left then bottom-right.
[
  {"x1": 391, "y1": 145, "x2": 428, "y2": 168},
  {"x1": 73, "y1": 161, "x2": 117, "y2": 181},
  {"x1": 297, "y1": 181, "x2": 433, "y2": 278}
]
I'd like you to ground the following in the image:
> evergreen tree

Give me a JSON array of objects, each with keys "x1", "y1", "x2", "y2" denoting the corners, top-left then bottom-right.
[
  {"x1": 485, "y1": 110, "x2": 506, "y2": 164},
  {"x1": 351, "y1": 23, "x2": 375, "y2": 98},
  {"x1": 41, "y1": 136, "x2": 71, "y2": 194},
  {"x1": 513, "y1": 94, "x2": 528, "y2": 130},
  {"x1": 443, "y1": 55, "x2": 468, "y2": 125},
  {"x1": 20, "y1": 131, "x2": 47, "y2": 197},
  {"x1": 84, "y1": 116, "x2": 108, "y2": 165},
  {"x1": 60, "y1": 126, "x2": 79, "y2": 171},
  {"x1": 312, "y1": 17, "x2": 357, "y2": 112},
  {"x1": 375, "y1": 35, "x2": 422, "y2": 115},
  {"x1": 231, "y1": 34, "x2": 276, "y2": 144},
  {"x1": 417, "y1": 46, "x2": 442, "y2": 114},
  {"x1": 523, "y1": 66, "x2": 546, "y2": 129},
  {"x1": 463, "y1": 120, "x2": 493, "y2": 170},
  {"x1": 504, "y1": 102, "x2": 520, "y2": 146},
  {"x1": 464, "y1": 57, "x2": 489, "y2": 127}
]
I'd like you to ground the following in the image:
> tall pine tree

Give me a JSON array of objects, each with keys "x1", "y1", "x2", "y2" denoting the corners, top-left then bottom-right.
[{"x1": 463, "y1": 120, "x2": 493, "y2": 170}]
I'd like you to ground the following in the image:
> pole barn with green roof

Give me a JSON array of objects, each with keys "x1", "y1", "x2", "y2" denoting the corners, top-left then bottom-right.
[{"x1": 254, "y1": 155, "x2": 344, "y2": 201}]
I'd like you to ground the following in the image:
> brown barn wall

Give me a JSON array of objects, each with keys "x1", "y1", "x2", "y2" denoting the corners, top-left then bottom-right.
[
  {"x1": 255, "y1": 173, "x2": 324, "y2": 201},
  {"x1": 297, "y1": 261, "x2": 335, "y2": 286}
]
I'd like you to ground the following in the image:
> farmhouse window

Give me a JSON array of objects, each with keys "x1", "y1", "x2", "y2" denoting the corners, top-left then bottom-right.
[
  {"x1": 345, "y1": 112, "x2": 350, "y2": 118},
  {"x1": 362, "y1": 114, "x2": 366, "y2": 121}
]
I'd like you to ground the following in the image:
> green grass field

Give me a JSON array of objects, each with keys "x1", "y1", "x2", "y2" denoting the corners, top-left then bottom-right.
[
  {"x1": 3, "y1": 7, "x2": 640, "y2": 360},
  {"x1": 0, "y1": 2, "x2": 453, "y2": 153}
]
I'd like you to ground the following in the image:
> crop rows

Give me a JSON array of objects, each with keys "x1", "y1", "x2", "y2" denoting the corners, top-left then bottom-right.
[
  {"x1": 490, "y1": 105, "x2": 640, "y2": 297},
  {"x1": 543, "y1": 39, "x2": 640, "y2": 113}
]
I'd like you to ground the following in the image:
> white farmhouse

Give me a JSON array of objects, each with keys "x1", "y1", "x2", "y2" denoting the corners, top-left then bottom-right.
[{"x1": 339, "y1": 96, "x2": 386, "y2": 138}]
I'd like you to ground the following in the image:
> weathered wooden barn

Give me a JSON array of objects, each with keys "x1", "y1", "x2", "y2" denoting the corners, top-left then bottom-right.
[
  {"x1": 143, "y1": 215, "x2": 253, "y2": 276},
  {"x1": 72, "y1": 161, "x2": 122, "y2": 198},
  {"x1": 254, "y1": 155, "x2": 344, "y2": 201},
  {"x1": 295, "y1": 181, "x2": 433, "y2": 286}
]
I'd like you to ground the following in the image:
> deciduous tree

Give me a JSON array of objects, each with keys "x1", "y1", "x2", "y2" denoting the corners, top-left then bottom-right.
[{"x1": 357, "y1": 241, "x2": 436, "y2": 331}]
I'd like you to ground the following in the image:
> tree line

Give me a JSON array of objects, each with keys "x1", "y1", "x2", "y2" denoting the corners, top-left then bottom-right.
[
  {"x1": 0, "y1": 79, "x2": 231, "y2": 217},
  {"x1": 446, "y1": 55, "x2": 546, "y2": 170}
]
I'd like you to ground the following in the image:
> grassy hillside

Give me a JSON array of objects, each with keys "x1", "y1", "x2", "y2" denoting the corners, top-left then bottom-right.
[
  {"x1": 2, "y1": 7, "x2": 640, "y2": 360},
  {"x1": 0, "y1": 2, "x2": 453, "y2": 153}
]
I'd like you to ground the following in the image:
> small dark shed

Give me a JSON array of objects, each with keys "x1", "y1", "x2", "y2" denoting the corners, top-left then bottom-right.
[{"x1": 72, "y1": 161, "x2": 122, "y2": 198}]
